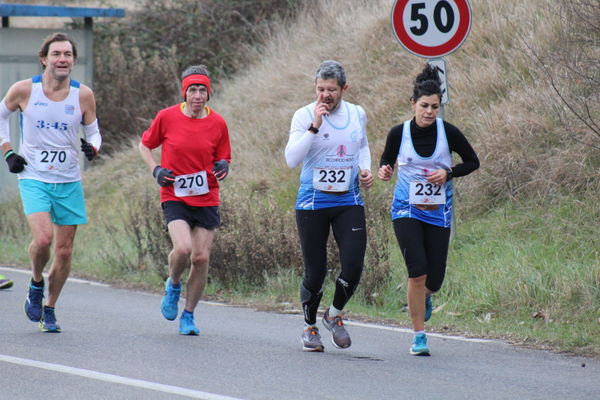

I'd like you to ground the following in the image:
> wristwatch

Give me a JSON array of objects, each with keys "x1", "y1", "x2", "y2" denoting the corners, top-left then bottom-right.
[
  {"x1": 445, "y1": 167, "x2": 453, "y2": 181},
  {"x1": 308, "y1": 124, "x2": 319, "y2": 134}
]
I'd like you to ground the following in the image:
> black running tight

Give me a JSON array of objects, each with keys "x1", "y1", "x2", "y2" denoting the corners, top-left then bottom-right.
[
  {"x1": 393, "y1": 218, "x2": 451, "y2": 293},
  {"x1": 296, "y1": 205, "x2": 366, "y2": 312}
]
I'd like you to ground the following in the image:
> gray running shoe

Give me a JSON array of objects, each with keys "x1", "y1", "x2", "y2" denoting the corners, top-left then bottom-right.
[
  {"x1": 322, "y1": 307, "x2": 351, "y2": 349},
  {"x1": 301, "y1": 326, "x2": 324, "y2": 352}
]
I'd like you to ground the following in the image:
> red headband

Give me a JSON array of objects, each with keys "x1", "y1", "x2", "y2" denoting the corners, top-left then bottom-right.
[{"x1": 181, "y1": 74, "x2": 211, "y2": 99}]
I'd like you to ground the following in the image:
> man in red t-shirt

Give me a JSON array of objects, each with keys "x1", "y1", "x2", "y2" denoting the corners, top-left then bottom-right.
[{"x1": 139, "y1": 65, "x2": 231, "y2": 335}]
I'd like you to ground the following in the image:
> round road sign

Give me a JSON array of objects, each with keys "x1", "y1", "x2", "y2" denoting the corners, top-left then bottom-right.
[{"x1": 391, "y1": 0, "x2": 472, "y2": 58}]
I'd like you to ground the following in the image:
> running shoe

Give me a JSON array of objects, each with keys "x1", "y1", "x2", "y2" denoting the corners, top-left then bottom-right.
[
  {"x1": 39, "y1": 307, "x2": 61, "y2": 333},
  {"x1": 301, "y1": 326, "x2": 324, "y2": 352},
  {"x1": 24, "y1": 282, "x2": 44, "y2": 322},
  {"x1": 322, "y1": 308, "x2": 351, "y2": 349},
  {"x1": 161, "y1": 278, "x2": 181, "y2": 321},
  {"x1": 179, "y1": 311, "x2": 199, "y2": 335},
  {"x1": 425, "y1": 295, "x2": 433, "y2": 322},
  {"x1": 0, "y1": 275, "x2": 14, "y2": 289},
  {"x1": 410, "y1": 333, "x2": 430, "y2": 356}
]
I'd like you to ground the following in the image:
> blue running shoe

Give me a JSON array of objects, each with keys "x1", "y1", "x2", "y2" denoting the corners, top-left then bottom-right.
[
  {"x1": 0, "y1": 275, "x2": 14, "y2": 289},
  {"x1": 179, "y1": 311, "x2": 199, "y2": 335},
  {"x1": 24, "y1": 282, "x2": 44, "y2": 322},
  {"x1": 39, "y1": 307, "x2": 61, "y2": 333},
  {"x1": 410, "y1": 333, "x2": 430, "y2": 356},
  {"x1": 161, "y1": 278, "x2": 181, "y2": 321},
  {"x1": 425, "y1": 295, "x2": 433, "y2": 322}
]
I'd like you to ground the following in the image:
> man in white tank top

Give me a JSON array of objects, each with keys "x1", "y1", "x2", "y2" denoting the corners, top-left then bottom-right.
[{"x1": 0, "y1": 32, "x2": 102, "y2": 333}]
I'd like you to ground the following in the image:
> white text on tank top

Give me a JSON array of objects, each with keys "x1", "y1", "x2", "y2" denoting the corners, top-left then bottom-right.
[
  {"x1": 397, "y1": 119, "x2": 451, "y2": 205},
  {"x1": 308, "y1": 102, "x2": 363, "y2": 192},
  {"x1": 19, "y1": 77, "x2": 83, "y2": 183}
]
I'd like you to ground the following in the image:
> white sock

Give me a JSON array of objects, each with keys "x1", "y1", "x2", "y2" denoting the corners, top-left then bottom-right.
[
  {"x1": 414, "y1": 330, "x2": 425, "y2": 336},
  {"x1": 304, "y1": 323, "x2": 316, "y2": 330},
  {"x1": 328, "y1": 305, "x2": 343, "y2": 318}
]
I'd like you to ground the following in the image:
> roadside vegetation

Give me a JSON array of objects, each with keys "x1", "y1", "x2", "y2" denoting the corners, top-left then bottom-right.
[{"x1": 0, "y1": 0, "x2": 598, "y2": 356}]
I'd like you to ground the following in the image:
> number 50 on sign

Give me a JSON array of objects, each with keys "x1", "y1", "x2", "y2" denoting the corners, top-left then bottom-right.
[{"x1": 391, "y1": 0, "x2": 472, "y2": 58}]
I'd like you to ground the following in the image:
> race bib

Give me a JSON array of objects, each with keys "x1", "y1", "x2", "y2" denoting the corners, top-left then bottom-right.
[
  {"x1": 174, "y1": 170, "x2": 209, "y2": 197},
  {"x1": 313, "y1": 167, "x2": 352, "y2": 192},
  {"x1": 31, "y1": 148, "x2": 73, "y2": 171},
  {"x1": 409, "y1": 181, "x2": 446, "y2": 205}
]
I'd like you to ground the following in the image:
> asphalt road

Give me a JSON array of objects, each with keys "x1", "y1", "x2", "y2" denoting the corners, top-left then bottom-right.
[{"x1": 1, "y1": 266, "x2": 598, "y2": 400}]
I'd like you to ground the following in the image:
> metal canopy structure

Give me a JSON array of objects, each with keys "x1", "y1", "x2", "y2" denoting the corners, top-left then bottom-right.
[
  {"x1": 0, "y1": 3, "x2": 125, "y2": 201},
  {"x1": 1, "y1": 3, "x2": 124, "y2": 26}
]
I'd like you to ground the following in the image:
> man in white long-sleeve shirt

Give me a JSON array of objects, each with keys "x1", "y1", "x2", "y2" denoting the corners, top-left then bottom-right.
[
  {"x1": 284, "y1": 60, "x2": 373, "y2": 352},
  {"x1": 0, "y1": 32, "x2": 101, "y2": 333}
]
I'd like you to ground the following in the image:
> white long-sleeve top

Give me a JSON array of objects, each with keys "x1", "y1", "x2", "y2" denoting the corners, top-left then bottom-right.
[{"x1": 285, "y1": 99, "x2": 371, "y2": 210}]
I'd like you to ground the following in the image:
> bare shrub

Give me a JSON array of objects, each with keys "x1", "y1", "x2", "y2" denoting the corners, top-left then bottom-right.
[
  {"x1": 529, "y1": 0, "x2": 599, "y2": 149},
  {"x1": 91, "y1": 0, "x2": 309, "y2": 155},
  {"x1": 0, "y1": 199, "x2": 27, "y2": 243},
  {"x1": 211, "y1": 188, "x2": 304, "y2": 285},
  {"x1": 208, "y1": 180, "x2": 394, "y2": 302},
  {"x1": 97, "y1": 188, "x2": 171, "y2": 278}
]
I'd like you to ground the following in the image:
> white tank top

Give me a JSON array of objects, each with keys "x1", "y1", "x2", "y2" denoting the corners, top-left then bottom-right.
[
  {"x1": 391, "y1": 118, "x2": 453, "y2": 227},
  {"x1": 18, "y1": 75, "x2": 83, "y2": 183}
]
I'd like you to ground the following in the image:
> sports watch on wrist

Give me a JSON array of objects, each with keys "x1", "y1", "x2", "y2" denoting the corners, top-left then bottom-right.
[
  {"x1": 308, "y1": 124, "x2": 319, "y2": 134},
  {"x1": 445, "y1": 167, "x2": 453, "y2": 181}
]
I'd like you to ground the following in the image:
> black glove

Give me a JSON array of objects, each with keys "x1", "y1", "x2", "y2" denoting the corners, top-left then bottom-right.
[
  {"x1": 212, "y1": 159, "x2": 229, "y2": 181},
  {"x1": 80, "y1": 138, "x2": 97, "y2": 161},
  {"x1": 152, "y1": 165, "x2": 175, "y2": 187},
  {"x1": 4, "y1": 151, "x2": 27, "y2": 173}
]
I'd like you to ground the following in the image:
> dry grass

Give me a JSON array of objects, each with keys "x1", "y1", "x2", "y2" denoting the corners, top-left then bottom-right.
[
  {"x1": 72, "y1": 0, "x2": 598, "y2": 289},
  {"x1": 214, "y1": 0, "x2": 598, "y2": 209}
]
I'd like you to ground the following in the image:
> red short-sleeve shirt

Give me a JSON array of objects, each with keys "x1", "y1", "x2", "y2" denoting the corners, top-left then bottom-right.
[{"x1": 141, "y1": 104, "x2": 231, "y2": 206}]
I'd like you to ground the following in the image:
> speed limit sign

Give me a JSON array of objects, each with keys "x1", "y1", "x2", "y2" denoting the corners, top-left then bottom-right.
[{"x1": 391, "y1": 0, "x2": 472, "y2": 58}]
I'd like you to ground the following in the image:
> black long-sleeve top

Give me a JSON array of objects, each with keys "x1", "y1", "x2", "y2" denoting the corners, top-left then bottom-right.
[{"x1": 379, "y1": 119, "x2": 480, "y2": 178}]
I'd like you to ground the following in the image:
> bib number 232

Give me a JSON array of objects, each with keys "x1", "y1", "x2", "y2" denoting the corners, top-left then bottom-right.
[
  {"x1": 313, "y1": 167, "x2": 351, "y2": 192},
  {"x1": 174, "y1": 171, "x2": 209, "y2": 197},
  {"x1": 409, "y1": 181, "x2": 446, "y2": 205}
]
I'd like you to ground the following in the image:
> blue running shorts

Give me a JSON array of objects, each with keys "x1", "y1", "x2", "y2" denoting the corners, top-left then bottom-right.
[{"x1": 18, "y1": 179, "x2": 87, "y2": 225}]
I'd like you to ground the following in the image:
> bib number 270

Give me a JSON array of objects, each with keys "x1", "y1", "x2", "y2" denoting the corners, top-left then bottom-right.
[
  {"x1": 174, "y1": 171, "x2": 209, "y2": 197},
  {"x1": 33, "y1": 148, "x2": 71, "y2": 171}
]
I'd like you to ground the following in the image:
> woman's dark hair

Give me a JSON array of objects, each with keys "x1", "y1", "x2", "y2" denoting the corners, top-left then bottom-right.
[{"x1": 412, "y1": 64, "x2": 442, "y2": 101}]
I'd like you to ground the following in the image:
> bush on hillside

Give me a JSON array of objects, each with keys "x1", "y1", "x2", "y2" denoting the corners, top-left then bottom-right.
[
  {"x1": 92, "y1": 0, "x2": 311, "y2": 155},
  {"x1": 547, "y1": 1, "x2": 599, "y2": 148}
]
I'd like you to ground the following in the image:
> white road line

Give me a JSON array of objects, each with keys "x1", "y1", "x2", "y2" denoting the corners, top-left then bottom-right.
[
  {"x1": 0, "y1": 354, "x2": 245, "y2": 400},
  {"x1": 346, "y1": 320, "x2": 493, "y2": 343},
  {"x1": 0, "y1": 266, "x2": 109, "y2": 287},
  {"x1": 0, "y1": 265, "x2": 492, "y2": 343}
]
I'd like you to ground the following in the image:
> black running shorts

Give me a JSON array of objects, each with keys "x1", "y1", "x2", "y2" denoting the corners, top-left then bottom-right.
[{"x1": 161, "y1": 201, "x2": 220, "y2": 230}]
